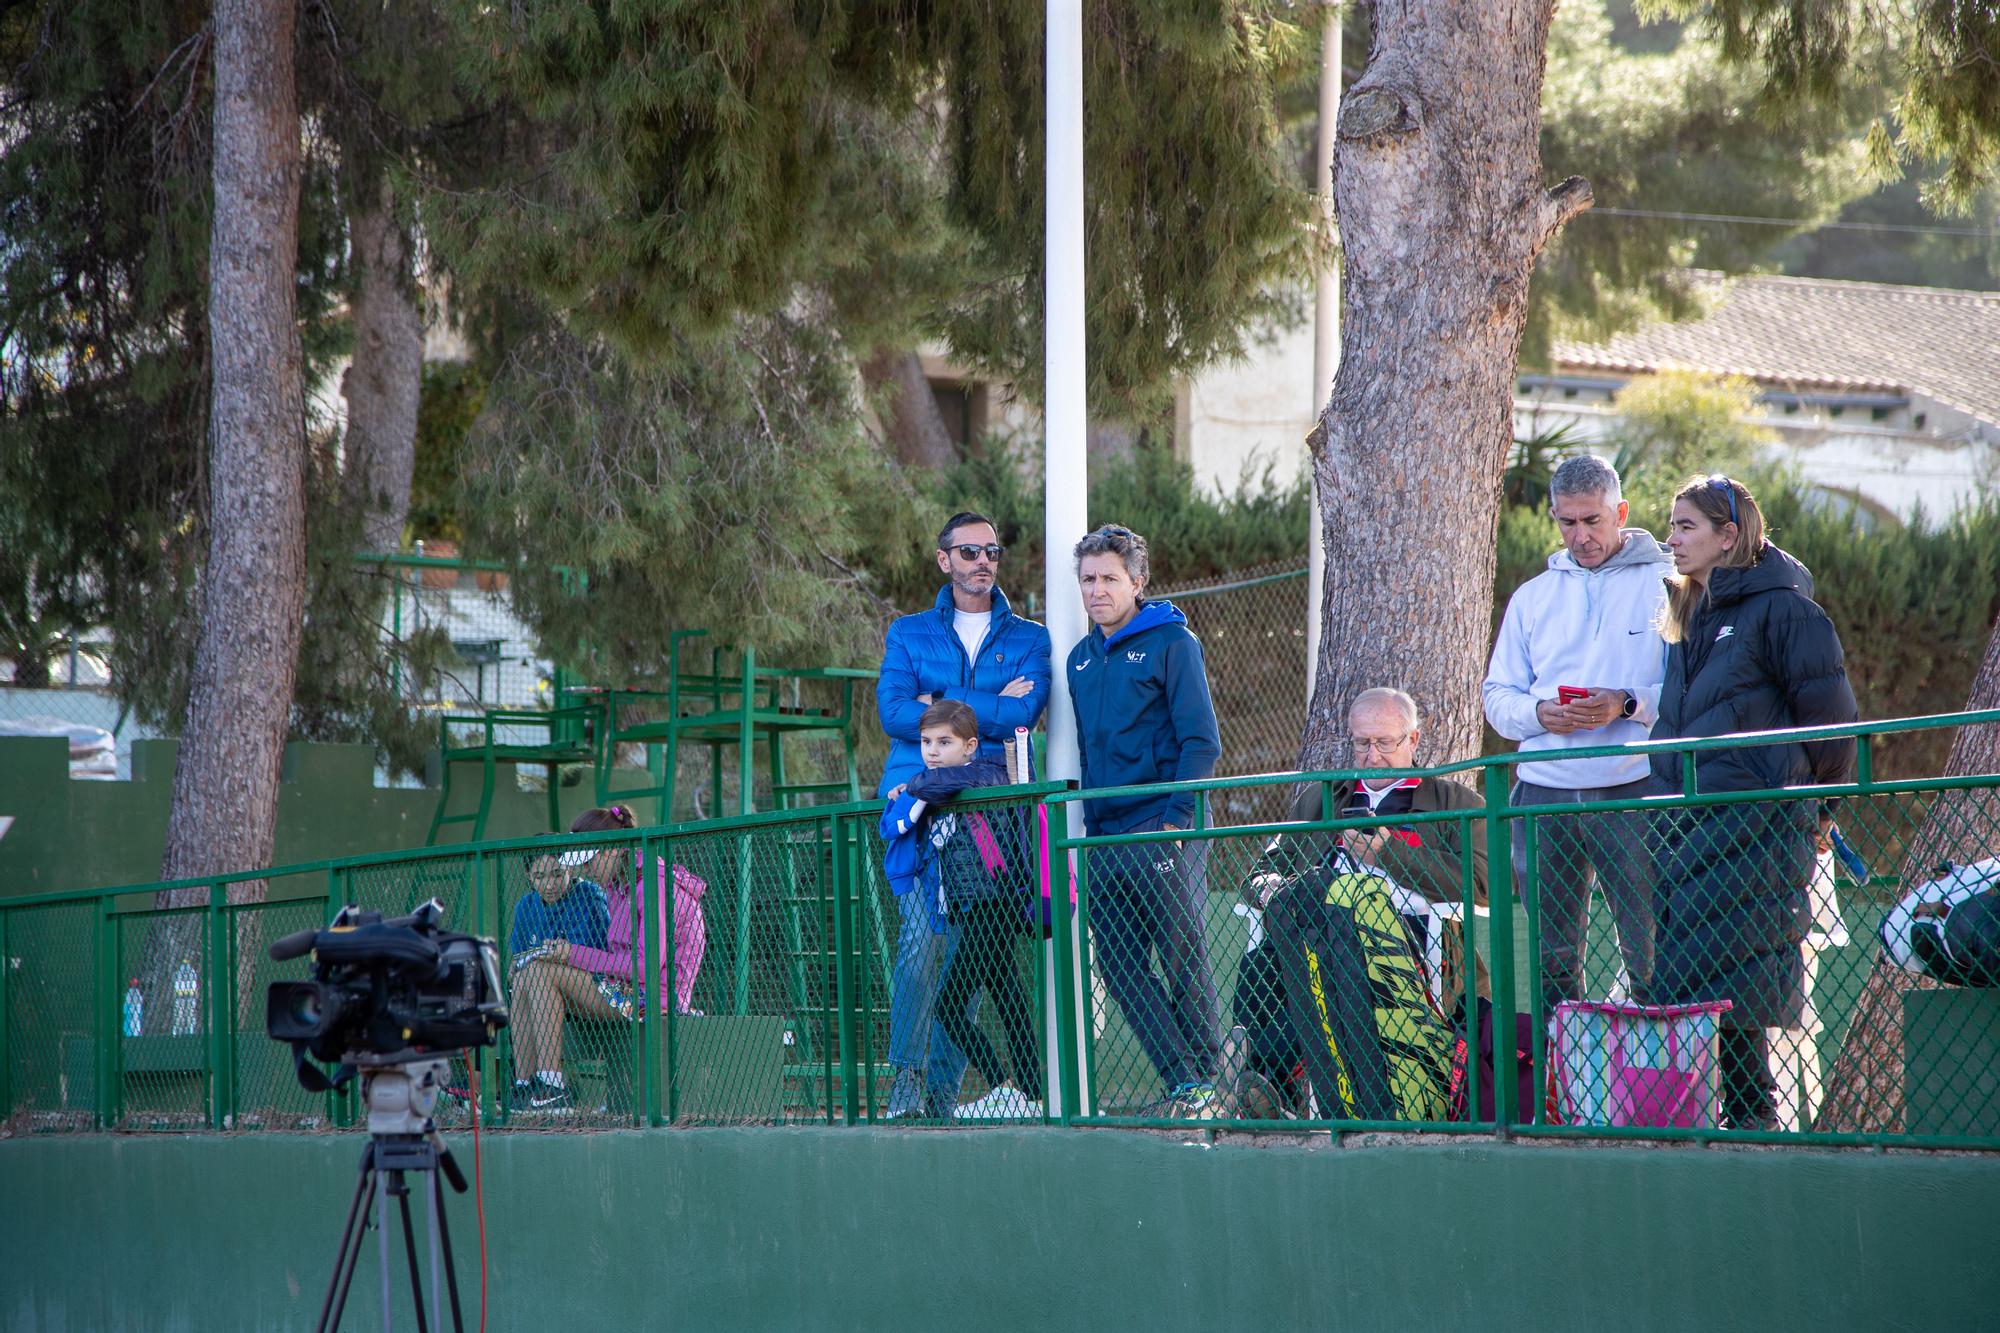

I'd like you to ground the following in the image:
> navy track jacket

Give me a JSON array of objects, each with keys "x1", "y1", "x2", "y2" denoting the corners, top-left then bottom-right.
[{"x1": 1065, "y1": 599, "x2": 1221, "y2": 834}]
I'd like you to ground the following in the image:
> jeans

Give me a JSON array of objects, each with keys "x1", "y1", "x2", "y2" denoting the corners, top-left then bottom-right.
[
  {"x1": 1091, "y1": 819, "x2": 1222, "y2": 1092},
  {"x1": 887, "y1": 889, "x2": 973, "y2": 1099},
  {"x1": 937, "y1": 898, "x2": 1043, "y2": 1100},
  {"x1": 1512, "y1": 778, "x2": 1656, "y2": 1010}
]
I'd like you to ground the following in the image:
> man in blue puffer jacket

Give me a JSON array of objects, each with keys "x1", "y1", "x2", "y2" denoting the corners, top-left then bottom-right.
[{"x1": 875, "y1": 511, "x2": 1052, "y2": 1117}]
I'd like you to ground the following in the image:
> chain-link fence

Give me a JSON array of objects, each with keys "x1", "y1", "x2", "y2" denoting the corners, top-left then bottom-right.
[
  {"x1": 360, "y1": 552, "x2": 555, "y2": 719},
  {"x1": 0, "y1": 552, "x2": 555, "y2": 782},
  {"x1": 1058, "y1": 724, "x2": 2000, "y2": 1141},
  {"x1": 1156, "y1": 563, "x2": 1308, "y2": 823},
  {"x1": 7, "y1": 711, "x2": 1998, "y2": 1145}
]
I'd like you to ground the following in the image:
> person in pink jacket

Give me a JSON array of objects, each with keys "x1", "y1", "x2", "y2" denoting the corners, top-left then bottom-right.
[{"x1": 509, "y1": 805, "x2": 707, "y2": 1112}]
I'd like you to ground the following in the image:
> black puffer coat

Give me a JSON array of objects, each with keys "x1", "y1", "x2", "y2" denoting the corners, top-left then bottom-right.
[{"x1": 1647, "y1": 543, "x2": 1858, "y2": 1029}]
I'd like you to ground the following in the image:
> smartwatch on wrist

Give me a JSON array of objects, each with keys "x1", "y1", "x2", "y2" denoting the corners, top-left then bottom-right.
[{"x1": 1619, "y1": 691, "x2": 1639, "y2": 719}]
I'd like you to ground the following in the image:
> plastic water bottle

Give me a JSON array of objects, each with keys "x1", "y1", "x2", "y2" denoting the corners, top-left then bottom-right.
[
  {"x1": 172, "y1": 958, "x2": 199, "y2": 1036},
  {"x1": 123, "y1": 979, "x2": 144, "y2": 1037}
]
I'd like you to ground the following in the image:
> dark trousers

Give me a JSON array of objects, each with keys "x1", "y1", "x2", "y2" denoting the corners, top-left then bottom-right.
[
  {"x1": 1719, "y1": 1026, "x2": 1777, "y2": 1130},
  {"x1": 937, "y1": 898, "x2": 1043, "y2": 1101},
  {"x1": 1512, "y1": 778, "x2": 1656, "y2": 1009},
  {"x1": 1091, "y1": 824, "x2": 1221, "y2": 1092}
]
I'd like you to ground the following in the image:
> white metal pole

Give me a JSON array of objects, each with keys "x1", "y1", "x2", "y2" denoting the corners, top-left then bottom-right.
[
  {"x1": 1306, "y1": 4, "x2": 1341, "y2": 700},
  {"x1": 1044, "y1": 0, "x2": 1091, "y2": 1118},
  {"x1": 1043, "y1": 0, "x2": 1088, "y2": 785}
]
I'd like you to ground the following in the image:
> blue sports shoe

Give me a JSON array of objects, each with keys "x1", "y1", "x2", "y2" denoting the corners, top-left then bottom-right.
[
  {"x1": 885, "y1": 1067, "x2": 924, "y2": 1120},
  {"x1": 1169, "y1": 1081, "x2": 1219, "y2": 1119}
]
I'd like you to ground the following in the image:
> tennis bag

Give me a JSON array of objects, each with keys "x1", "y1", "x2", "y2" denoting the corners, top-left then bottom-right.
[{"x1": 1263, "y1": 863, "x2": 1454, "y2": 1122}]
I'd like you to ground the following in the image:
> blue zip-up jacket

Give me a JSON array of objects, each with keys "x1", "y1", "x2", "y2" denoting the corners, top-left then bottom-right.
[
  {"x1": 508, "y1": 879, "x2": 611, "y2": 956},
  {"x1": 1066, "y1": 599, "x2": 1221, "y2": 834},
  {"x1": 875, "y1": 585, "x2": 1052, "y2": 796},
  {"x1": 878, "y1": 758, "x2": 1018, "y2": 927}
]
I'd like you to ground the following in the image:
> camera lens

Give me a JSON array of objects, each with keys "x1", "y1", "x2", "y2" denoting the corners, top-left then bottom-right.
[{"x1": 289, "y1": 989, "x2": 323, "y2": 1027}]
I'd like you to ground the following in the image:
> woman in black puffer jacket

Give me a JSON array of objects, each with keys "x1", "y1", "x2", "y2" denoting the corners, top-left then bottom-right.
[{"x1": 1648, "y1": 476, "x2": 1858, "y2": 1129}]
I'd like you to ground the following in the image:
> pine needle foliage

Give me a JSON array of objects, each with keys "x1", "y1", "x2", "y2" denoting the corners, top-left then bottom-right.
[
  {"x1": 1529, "y1": 0, "x2": 1884, "y2": 365},
  {"x1": 435, "y1": 0, "x2": 1315, "y2": 415},
  {"x1": 1641, "y1": 0, "x2": 2000, "y2": 212}
]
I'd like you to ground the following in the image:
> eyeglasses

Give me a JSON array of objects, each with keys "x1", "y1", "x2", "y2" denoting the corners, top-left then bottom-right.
[
  {"x1": 1347, "y1": 733, "x2": 1409, "y2": 756},
  {"x1": 948, "y1": 543, "x2": 1005, "y2": 562},
  {"x1": 1706, "y1": 475, "x2": 1739, "y2": 526}
]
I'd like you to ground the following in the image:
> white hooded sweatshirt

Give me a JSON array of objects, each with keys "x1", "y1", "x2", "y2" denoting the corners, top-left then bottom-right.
[{"x1": 1483, "y1": 528, "x2": 1672, "y2": 790}]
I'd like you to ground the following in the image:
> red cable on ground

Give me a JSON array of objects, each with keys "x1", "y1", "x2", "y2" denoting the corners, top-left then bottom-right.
[{"x1": 470, "y1": 1064, "x2": 489, "y2": 1333}]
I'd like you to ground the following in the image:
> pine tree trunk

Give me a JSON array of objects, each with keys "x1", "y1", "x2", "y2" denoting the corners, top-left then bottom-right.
[
  {"x1": 861, "y1": 347, "x2": 958, "y2": 470},
  {"x1": 1301, "y1": 2, "x2": 1589, "y2": 769},
  {"x1": 341, "y1": 178, "x2": 422, "y2": 554},
  {"x1": 1815, "y1": 615, "x2": 2000, "y2": 1132},
  {"x1": 159, "y1": 0, "x2": 306, "y2": 894}
]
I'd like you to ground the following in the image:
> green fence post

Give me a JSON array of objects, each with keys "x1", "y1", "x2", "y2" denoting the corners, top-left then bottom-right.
[
  {"x1": 1047, "y1": 800, "x2": 1082, "y2": 1125},
  {"x1": 226, "y1": 890, "x2": 242, "y2": 1128},
  {"x1": 1520, "y1": 818, "x2": 1545, "y2": 1125},
  {"x1": 98, "y1": 899, "x2": 116, "y2": 1130},
  {"x1": 732, "y1": 829, "x2": 754, "y2": 1015},
  {"x1": 1459, "y1": 829, "x2": 1482, "y2": 1125},
  {"x1": 1483, "y1": 763, "x2": 1520, "y2": 1130},
  {"x1": 0, "y1": 908, "x2": 11, "y2": 1122},
  {"x1": 332, "y1": 868, "x2": 355, "y2": 1129},
  {"x1": 207, "y1": 881, "x2": 228, "y2": 1129},
  {"x1": 830, "y1": 813, "x2": 859, "y2": 1126},
  {"x1": 738, "y1": 644, "x2": 756, "y2": 815},
  {"x1": 322, "y1": 867, "x2": 341, "y2": 1128},
  {"x1": 473, "y1": 849, "x2": 495, "y2": 1125},
  {"x1": 1073, "y1": 819, "x2": 1099, "y2": 1119},
  {"x1": 652, "y1": 833, "x2": 673, "y2": 1128}
]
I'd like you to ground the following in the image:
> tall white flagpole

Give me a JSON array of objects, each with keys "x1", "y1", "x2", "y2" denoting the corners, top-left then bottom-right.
[
  {"x1": 1043, "y1": 0, "x2": 1088, "y2": 785},
  {"x1": 1043, "y1": 0, "x2": 1091, "y2": 1118}
]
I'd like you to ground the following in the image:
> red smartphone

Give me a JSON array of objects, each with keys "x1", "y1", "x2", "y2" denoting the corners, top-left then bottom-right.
[{"x1": 1557, "y1": 685, "x2": 1589, "y2": 705}]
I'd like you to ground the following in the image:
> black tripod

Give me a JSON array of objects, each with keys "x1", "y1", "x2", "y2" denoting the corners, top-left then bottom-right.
[{"x1": 316, "y1": 1058, "x2": 469, "y2": 1333}]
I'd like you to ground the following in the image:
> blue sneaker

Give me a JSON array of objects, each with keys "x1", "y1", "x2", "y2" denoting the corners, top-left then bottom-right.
[
  {"x1": 885, "y1": 1068, "x2": 924, "y2": 1119},
  {"x1": 1169, "y1": 1081, "x2": 1219, "y2": 1119}
]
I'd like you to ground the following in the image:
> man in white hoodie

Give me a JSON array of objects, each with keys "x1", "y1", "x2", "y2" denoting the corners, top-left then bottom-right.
[{"x1": 1484, "y1": 455, "x2": 1670, "y2": 1009}]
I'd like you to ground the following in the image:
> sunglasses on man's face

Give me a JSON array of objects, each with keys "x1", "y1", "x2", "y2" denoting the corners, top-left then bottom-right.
[{"x1": 948, "y1": 543, "x2": 1005, "y2": 562}]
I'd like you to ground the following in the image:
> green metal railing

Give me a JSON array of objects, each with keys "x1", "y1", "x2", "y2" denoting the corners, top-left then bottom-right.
[{"x1": 4, "y1": 710, "x2": 1996, "y2": 1145}]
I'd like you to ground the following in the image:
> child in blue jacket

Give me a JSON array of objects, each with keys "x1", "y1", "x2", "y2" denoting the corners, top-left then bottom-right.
[{"x1": 881, "y1": 700, "x2": 1043, "y2": 1118}]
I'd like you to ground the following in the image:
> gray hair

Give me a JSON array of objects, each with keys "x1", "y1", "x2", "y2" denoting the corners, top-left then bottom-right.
[
  {"x1": 1072, "y1": 524, "x2": 1150, "y2": 585},
  {"x1": 1548, "y1": 454, "x2": 1623, "y2": 507},
  {"x1": 1349, "y1": 687, "x2": 1419, "y2": 732}
]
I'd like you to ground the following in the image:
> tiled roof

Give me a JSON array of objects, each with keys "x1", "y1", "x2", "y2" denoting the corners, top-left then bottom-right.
[{"x1": 1551, "y1": 271, "x2": 2000, "y2": 428}]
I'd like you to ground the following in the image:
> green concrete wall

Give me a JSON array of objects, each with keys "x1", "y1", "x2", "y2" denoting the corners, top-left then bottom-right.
[
  {"x1": 4, "y1": 1129, "x2": 1995, "y2": 1331},
  {"x1": 0, "y1": 739, "x2": 599, "y2": 899}
]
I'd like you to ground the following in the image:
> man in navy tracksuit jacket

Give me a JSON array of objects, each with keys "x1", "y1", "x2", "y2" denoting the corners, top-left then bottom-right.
[
  {"x1": 875, "y1": 512, "x2": 1052, "y2": 1116},
  {"x1": 1067, "y1": 537, "x2": 1222, "y2": 1108}
]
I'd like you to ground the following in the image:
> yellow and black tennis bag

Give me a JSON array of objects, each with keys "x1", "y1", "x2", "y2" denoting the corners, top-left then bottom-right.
[{"x1": 1263, "y1": 863, "x2": 1454, "y2": 1122}]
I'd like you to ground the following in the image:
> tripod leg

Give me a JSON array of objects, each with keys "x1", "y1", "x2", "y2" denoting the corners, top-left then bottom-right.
[
  {"x1": 426, "y1": 1169, "x2": 441, "y2": 1333},
  {"x1": 431, "y1": 1167, "x2": 467, "y2": 1333},
  {"x1": 393, "y1": 1171, "x2": 431, "y2": 1333},
  {"x1": 321, "y1": 1147, "x2": 376, "y2": 1333}
]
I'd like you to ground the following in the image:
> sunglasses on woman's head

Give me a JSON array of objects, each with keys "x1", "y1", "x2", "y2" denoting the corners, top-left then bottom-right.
[
  {"x1": 1706, "y1": 474, "x2": 1739, "y2": 526},
  {"x1": 950, "y1": 543, "x2": 1005, "y2": 562}
]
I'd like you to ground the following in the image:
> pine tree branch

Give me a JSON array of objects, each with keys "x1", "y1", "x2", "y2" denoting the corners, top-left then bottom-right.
[{"x1": 1534, "y1": 175, "x2": 1593, "y2": 251}]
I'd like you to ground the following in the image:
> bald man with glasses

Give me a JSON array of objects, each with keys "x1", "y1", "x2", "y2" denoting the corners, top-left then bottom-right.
[{"x1": 1226, "y1": 688, "x2": 1488, "y2": 1116}]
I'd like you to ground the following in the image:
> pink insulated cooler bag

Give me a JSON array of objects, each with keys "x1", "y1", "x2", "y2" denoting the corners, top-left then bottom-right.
[{"x1": 1552, "y1": 1000, "x2": 1732, "y2": 1129}]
